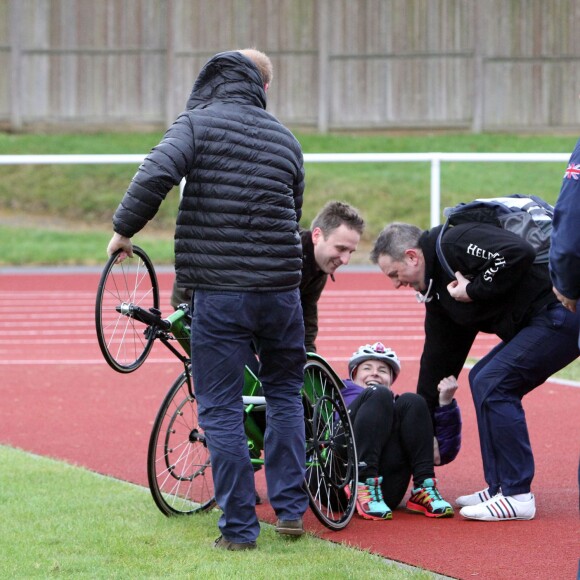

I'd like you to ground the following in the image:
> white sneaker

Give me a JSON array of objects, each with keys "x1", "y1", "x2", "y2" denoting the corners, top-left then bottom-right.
[
  {"x1": 459, "y1": 493, "x2": 536, "y2": 521},
  {"x1": 456, "y1": 488, "x2": 493, "y2": 507}
]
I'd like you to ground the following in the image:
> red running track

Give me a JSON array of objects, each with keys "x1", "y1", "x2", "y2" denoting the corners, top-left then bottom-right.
[{"x1": 0, "y1": 269, "x2": 578, "y2": 579}]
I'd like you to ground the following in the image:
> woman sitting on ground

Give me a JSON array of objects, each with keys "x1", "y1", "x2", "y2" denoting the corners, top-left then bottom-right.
[{"x1": 342, "y1": 342, "x2": 461, "y2": 520}]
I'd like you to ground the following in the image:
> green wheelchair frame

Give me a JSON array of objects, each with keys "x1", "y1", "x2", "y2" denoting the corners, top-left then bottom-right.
[{"x1": 95, "y1": 246, "x2": 358, "y2": 530}]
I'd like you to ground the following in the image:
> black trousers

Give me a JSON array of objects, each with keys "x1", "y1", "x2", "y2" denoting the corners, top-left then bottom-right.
[{"x1": 348, "y1": 386, "x2": 435, "y2": 508}]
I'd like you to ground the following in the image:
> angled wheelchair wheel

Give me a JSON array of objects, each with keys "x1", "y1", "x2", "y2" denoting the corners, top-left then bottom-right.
[
  {"x1": 95, "y1": 246, "x2": 159, "y2": 373},
  {"x1": 302, "y1": 357, "x2": 358, "y2": 530},
  {"x1": 147, "y1": 370, "x2": 216, "y2": 516}
]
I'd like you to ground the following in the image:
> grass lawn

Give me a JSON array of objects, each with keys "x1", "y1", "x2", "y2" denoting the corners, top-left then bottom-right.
[
  {"x1": 0, "y1": 446, "x2": 435, "y2": 580},
  {"x1": 0, "y1": 131, "x2": 576, "y2": 266}
]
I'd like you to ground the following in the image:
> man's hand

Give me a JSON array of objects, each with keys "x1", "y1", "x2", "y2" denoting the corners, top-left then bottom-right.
[
  {"x1": 107, "y1": 233, "x2": 133, "y2": 263},
  {"x1": 438, "y1": 376, "x2": 458, "y2": 406},
  {"x1": 553, "y1": 286, "x2": 577, "y2": 313},
  {"x1": 447, "y1": 271, "x2": 473, "y2": 302}
]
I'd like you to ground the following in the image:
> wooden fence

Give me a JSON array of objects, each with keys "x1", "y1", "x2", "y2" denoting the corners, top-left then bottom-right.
[{"x1": 2, "y1": 0, "x2": 580, "y2": 133}]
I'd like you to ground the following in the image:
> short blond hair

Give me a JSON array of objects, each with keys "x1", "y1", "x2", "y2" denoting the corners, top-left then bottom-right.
[{"x1": 238, "y1": 48, "x2": 273, "y2": 86}]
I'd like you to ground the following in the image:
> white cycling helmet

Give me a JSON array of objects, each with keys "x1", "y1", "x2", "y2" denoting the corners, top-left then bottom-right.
[{"x1": 348, "y1": 342, "x2": 401, "y2": 383}]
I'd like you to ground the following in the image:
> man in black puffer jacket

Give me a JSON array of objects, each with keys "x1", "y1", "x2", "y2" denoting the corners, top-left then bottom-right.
[{"x1": 107, "y1": 49, "x2": 307, "y2": 549}]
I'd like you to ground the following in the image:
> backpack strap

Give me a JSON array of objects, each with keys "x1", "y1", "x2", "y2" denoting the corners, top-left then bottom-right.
[
  {"x1": 528, "y1": 194, "x2": 555, "y2": 218},
  {"x1": 435, "y1": 221, "x2": 456, "y2": 279}
]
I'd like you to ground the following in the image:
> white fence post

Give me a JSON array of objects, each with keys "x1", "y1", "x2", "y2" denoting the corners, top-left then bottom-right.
[{"x1": 430, "y1": 156, "x2": 441, "y2": 228}]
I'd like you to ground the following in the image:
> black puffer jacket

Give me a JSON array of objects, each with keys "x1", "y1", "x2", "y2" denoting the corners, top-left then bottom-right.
[{"x1": 113, "y1": 51, "x2": 305, "y2": 292}]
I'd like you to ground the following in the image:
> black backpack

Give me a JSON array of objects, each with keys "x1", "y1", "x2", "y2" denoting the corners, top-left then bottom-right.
[{"x1": 435, "y1": 194, "x2": 554, "y2": 279}]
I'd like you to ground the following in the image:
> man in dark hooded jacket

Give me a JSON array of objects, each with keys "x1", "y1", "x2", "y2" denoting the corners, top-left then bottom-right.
[{"x1": 107, "y1": 49, "x2": 307, "y2": 549}]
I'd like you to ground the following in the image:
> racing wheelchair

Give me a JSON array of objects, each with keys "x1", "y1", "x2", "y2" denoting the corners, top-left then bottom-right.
[{"x1": 95, "y1": 246, "x2": 358, "y2": 531}]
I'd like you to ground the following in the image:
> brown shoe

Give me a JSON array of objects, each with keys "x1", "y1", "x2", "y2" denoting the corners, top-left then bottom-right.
[
  {"x1": 213, "y1": 536, "x2": 257, "y2": 550},
  {"x1": 275, "y1": 518, "x2": 304, "y2": 536}
]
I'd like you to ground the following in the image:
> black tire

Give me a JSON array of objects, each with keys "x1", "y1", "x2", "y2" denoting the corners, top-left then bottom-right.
[
  {"x1": 302, "y1": 357, "x2": 358, "y2": 530},
  {"x1": 147, "y1": 370, "x2": 216, "y2": 516},
  {"x1": 95, "y1": 246, "x2": 159, "y2": 373}
]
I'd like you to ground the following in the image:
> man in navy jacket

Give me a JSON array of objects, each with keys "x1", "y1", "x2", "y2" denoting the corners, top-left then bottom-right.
[{"x1": 548, "y1": 137, "x2": 580, "y2": 513}]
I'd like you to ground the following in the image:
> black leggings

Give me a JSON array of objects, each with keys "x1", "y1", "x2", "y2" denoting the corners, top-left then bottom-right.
[{"x1": 348, "y1": 386, "x2": 435, "y2": 508}]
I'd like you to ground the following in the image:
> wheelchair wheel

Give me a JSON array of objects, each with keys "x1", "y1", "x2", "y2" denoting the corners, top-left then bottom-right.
[
  {"x1": 95, "y1": 246, "x2": 159, "y2": 373},
  {"x1": 147, "y1": 370, "x2": 216, "y2": 516},
  {"x1": 302, "y1": 357, "x2": 358, "y2": 530}
]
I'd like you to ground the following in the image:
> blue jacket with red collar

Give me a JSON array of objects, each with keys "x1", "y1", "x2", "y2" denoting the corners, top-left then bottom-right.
[{"x1": 550, "y1": 138, "x2": 580, "y2": 300}]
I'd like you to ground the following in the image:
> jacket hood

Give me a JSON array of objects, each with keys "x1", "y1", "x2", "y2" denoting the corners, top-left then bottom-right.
[
  {"x1": 186, "y1": 51, "x2": 267, "y2": 111},
  {"x1": 419, "y1": 225, "x2": 444, "y2": 290}
]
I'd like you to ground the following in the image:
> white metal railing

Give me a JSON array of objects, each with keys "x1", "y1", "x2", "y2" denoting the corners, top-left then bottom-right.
[{"x1": 0, "y1": 153, "x2": 570, "y2": 227}]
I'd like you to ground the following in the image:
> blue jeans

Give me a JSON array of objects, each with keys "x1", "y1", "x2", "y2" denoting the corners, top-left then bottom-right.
[
  {"x1": 191, "y1": 289, "x2": 308, "y2": 543},
  {"x1": 469, "y1": 303, "x2": 580, "y2": 496}
]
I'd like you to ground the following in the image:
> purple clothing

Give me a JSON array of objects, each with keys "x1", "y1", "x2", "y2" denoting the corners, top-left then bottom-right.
[
  {"x1": 340, "y1": 379, "x2": 366, "y2": 407},
  {"x1": 341, "y1": 379, "x2": 461, "y2": 465},
  {"x1": 433, "y1": 399, "x2": 462, "y2": 465}
]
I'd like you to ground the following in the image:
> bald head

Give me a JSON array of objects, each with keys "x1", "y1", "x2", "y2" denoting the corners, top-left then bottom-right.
[{"x1": 238, "y1": 48, "x2": 273, "y2": 87}]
